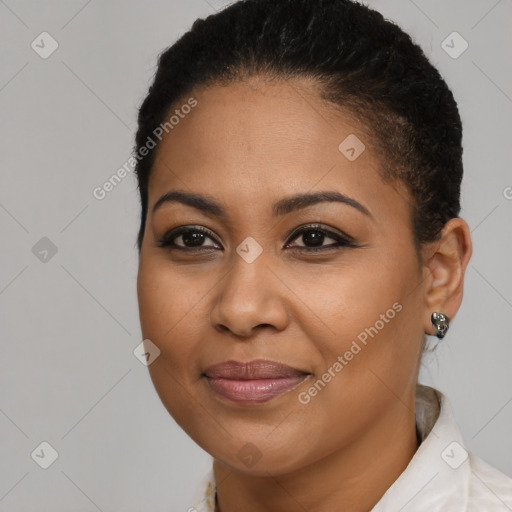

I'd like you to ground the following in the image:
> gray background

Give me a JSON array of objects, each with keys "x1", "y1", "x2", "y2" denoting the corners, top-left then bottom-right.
[{"x1": 1, "y1": 0, "x2": 511, "y2": 510}]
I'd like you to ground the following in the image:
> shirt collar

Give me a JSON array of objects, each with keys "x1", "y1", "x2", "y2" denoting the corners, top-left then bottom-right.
[
  {"x1": 191, "y1": 384, "x2": 472, "y2": 512},
  {"x1": 371, "y1": 384, "x2": 470, "y2": 511}
]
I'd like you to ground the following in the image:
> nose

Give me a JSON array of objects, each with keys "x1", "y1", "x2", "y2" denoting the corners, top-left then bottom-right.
[{"x1": 209, "y1": 253, "x2": 289, "y2": 338}]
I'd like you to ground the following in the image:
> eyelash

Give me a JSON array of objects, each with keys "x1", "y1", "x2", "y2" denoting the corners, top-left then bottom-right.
[{"x1": 156, "y1": 224, "x2": 358, "y2": 254}]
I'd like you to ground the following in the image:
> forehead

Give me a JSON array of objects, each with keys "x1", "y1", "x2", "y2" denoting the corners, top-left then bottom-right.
[{"x1": 147, "y1": 78, "x2": 411, "y2": 221}]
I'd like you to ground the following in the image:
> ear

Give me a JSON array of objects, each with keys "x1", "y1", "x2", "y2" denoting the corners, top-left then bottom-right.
[{"x1": 420, "y1": 217, "x2": 473, "y2": 336}]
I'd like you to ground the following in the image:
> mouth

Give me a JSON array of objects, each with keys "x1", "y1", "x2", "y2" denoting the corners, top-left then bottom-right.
[{"x1": 202, "y1": 359, "x2": 311, "y2": 405}]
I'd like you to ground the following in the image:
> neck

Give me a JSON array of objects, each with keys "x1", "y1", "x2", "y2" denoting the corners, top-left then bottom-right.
[{"x1": 213, "y1": 392, "x2": 420, "y2": 512}]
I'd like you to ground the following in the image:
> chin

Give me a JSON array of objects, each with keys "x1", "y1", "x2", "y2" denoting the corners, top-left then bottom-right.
[
  {"x1": 216, "y1": 453, "x2": 302, "y2": 477},
  {"x1": 205, "y1": 433, "x2": 313, "y2": 477}
]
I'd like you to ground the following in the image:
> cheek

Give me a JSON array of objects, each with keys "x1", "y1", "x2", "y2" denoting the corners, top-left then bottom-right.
[
  {"x1": 136, "y1": 259, "x2": 213, "y2": 390},
  {"x1": 282, "y1": 255, "x2": 409, "y2": 341},
  {"x1": 294, "y1": 249, "x2": 422, "y2": 383},
  {"x1": 137, "y1": 258, "x2": 206, "y2": 339},
  {"x1": 136, "y1": 259, "x2": 210, "y2": 427}
]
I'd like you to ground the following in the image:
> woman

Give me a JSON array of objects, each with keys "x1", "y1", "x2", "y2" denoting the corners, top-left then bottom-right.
[{"x1": 134, "y1": 0, "x2": 512, "y2": 510}]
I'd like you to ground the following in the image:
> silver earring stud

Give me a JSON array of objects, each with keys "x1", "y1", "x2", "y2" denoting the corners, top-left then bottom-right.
[{"x1": 431, "y1": 312, "x2": 450, "y2": 339}]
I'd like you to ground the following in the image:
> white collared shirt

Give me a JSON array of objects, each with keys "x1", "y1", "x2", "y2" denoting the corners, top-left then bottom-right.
[{"x1": 191, "y1": 384, "x2": 512, "y2": 511}]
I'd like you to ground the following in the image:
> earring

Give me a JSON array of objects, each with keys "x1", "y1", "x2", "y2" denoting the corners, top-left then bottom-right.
[{"x1": 431, "y1": 312, "x2": 450, "y2": 339}]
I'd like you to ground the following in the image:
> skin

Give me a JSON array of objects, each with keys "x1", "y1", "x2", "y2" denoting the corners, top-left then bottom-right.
[{"x1": 136, "y1": 77, "x2": 472, "y2": 512}]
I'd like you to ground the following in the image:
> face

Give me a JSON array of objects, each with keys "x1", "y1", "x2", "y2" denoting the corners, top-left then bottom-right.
[{"x1": 136, "y1": 77, "x2": 427, "y2": 476}]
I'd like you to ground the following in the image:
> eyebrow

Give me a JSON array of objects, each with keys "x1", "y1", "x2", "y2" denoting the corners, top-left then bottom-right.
[{"x1": 152, "y1": 189, "x2": 373, "y2": 220}]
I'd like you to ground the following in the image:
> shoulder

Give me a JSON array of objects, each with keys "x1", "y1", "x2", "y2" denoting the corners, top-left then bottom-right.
[{"x1": 467, "y1": 453, "x2": 512, "y2": 511}]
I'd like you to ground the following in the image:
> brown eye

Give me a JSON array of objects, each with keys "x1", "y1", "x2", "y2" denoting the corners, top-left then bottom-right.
[
  {"x1": 157, "y1": 223, "x2": 357, "y2": 254},
  {"x1": 157, "y1": 226, "x2": 221, "y2": 251},
  {"x1": 284, "y1": 224, "x2": 357, "y2": 252}
]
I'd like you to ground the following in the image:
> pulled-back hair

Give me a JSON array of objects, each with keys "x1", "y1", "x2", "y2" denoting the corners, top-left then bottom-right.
[{"x1": 133, "y1": 0, "x2": 463, "y2": 257}]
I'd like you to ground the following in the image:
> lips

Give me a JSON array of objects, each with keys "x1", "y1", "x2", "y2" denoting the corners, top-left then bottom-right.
[
  {"x1": 202, "y1": 359, "x2": 311, "y2": 405},
  {"x1": 203, "y1": 359, "x2": 308, "y2": 379}
]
